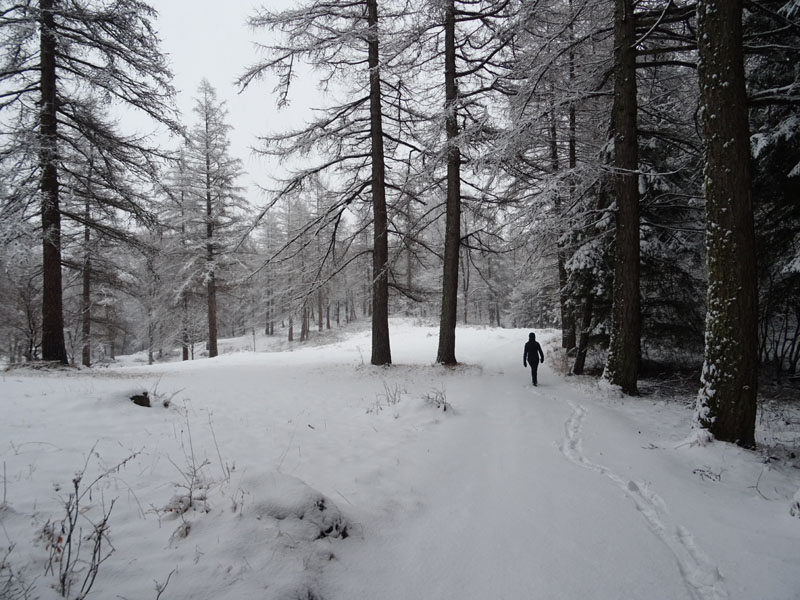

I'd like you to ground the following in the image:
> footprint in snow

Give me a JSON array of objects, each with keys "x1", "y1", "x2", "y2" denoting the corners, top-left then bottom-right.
[{"x1": 559, "y1": 401, "x2": 728, "y2": 600}]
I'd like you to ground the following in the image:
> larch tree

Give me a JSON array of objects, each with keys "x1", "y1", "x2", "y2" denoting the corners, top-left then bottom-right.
[
  {"x1": 435, "y1": 0, "x2": 462, "y2": 365},
  {"x1": 240, "y1": 0, "x2": 417, "y2": 365},
  {"x1": 0, "y1": 0, "x2": 179, "y2": 363},
  {"x1": 694, "y1": 0, "x2": 758, "y2": 447},
  {"x1": 366, "y1": 0, "x2": 392, "y2": 364},
  {"x1": 408, "y1": 0, "x2": 518, "y2": 365},
  {"x1": 184, "y1": 79, "x2": 247, "y2": 359}
]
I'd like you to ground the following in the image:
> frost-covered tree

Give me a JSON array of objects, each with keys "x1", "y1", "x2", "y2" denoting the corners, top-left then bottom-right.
[
  {"x1": 694, "y1": 0, "x2": 758, "y2": 448},
  {"x1": 747, "y1": 1, "x2": 800, "y2": 377},
  {"x1": 183, "y1": 80, "x2": 248, "y2": 358},
  {"x1": 0, "y1": 0, "x2": 179, "y2": 363},
  {"x1": 240, "y1": 0, "x2": 410, "y2": 365}
]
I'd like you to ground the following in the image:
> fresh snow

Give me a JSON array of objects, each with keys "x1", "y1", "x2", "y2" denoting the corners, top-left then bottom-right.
[{"x1": 1, "y1": 321, "x2": 798, "y2": 600}]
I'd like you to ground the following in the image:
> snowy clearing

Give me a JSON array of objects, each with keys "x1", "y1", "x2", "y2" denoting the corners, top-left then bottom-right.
[{"x1": 1, "y1": 321, "x2": 799, "y2": 600}]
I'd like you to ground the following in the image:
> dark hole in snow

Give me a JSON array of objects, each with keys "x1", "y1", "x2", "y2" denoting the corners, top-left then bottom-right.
[
  {"x1": 130, "y1": 391, "x2": 150, "y2": 407},
  {"x1": 318, "y1": 522, "x2": 349, "y2": 540}
]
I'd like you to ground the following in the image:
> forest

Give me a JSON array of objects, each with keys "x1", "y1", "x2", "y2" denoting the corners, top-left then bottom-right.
[{"x1": 1, "y1": 0, "x2": 798, "y2": 448}]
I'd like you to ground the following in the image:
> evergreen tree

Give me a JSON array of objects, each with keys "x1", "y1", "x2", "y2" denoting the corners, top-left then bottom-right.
[
  {"x1": 0, "y1": 0, "x2": 179, "y2": 363},
  {"x1": 694, "y1": 0, "x2": 758, "y2": 448}
]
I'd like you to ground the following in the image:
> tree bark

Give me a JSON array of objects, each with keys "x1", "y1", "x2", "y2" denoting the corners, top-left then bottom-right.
[
  {"x1": 551, "y1": 100, "x2": 576, "y2": 352},
  {"x1": 81, "y1": 217, "x2": 91, "y2": 368},
  {"x1": 367, "y1": 0, "x2": 392, "y2": 365},
  {"x1": 563, "y1": 18, "x2": 578, "y2": 353},
  {"x1": 694, "y1": 0, "x2": 758, "y2": 448},
  {"x1": 182, "y1": 293, "x2": 190, "y2": 361},
  {"x1": 436, "y1": 0, "x2": 461, "y2": 365},
  {"x1": 604, "y1": 0, "x2": 640, "y2": 394},
  {"x1": 572, "y1": 292, "x2": 594, "y2": 375},
  {"x1": 39, "y1": 0, "x2": 67, "y2": 364}
]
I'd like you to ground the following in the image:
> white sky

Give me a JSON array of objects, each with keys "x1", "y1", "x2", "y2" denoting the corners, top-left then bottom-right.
[{"x1": 150, "y1": 0, "x2": 317, "y2": 200}]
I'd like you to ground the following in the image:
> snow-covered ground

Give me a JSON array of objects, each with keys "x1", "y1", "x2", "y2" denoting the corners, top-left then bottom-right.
[{"x1": 1, "y1": 321, "x2": 799, "y2": 600}]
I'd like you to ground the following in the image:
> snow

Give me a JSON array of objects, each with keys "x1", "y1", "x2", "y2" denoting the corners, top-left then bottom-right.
[{"x1": 1, "y1": 321, "x2": 799, "y2": 600}]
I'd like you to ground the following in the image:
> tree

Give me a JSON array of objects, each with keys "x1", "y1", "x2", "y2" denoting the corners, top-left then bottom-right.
[
  {"x1": 694, "y1": 0, "x2": 758, "y2": 447},
  {"x1": 367, "y1": 0, "x2": 392, "y2": 365},
  {"x1": 0, "y1": 0, "x2": 179, "y2": 363},
  {"x1": 183, "y1": 80, "x2": 247, "y2": 358},
  {"x1": 241, "y1": 0, "x2": 413, "y2": 365},
  {"x1": 435, "y1": 0, "x2": 462, "y2": 365},
  {"x1": 603, "y1": 0, "x2": 641, "y2": 394},
  {"x1": 746, "y1": 1, "x2": 800, "y2": 378}
]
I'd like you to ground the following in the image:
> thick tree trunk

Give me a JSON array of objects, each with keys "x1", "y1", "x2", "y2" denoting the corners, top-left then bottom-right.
[
  {"x1": 367, "y1": 0, "x2": 392, "y2": 365},
  {"x1": 39, "y1": 0, "x2": 67, "y2": 364},
  {"x1": 694, "y1": 0, "x2": 758, "y2": 448},
  {"x1": 436, "y1": 0, "x2": 461, "y2": 365},
  {"x1": 604, "y1": 0, "x2": 640, "y2": 394}
]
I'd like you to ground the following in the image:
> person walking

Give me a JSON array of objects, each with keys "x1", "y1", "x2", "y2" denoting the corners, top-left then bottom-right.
[{"x1": 523, "y1": 332, "x2": 545, "y2": 386}]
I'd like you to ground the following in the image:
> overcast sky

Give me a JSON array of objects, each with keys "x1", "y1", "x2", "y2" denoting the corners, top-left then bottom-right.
[{"x1": 150, "y1": 0, "x2": 316, "y2": 199}]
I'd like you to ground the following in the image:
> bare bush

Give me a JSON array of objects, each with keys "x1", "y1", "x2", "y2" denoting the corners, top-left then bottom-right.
[
  {"x1": 42, "y1": 446, "x2": 138, "y2": 599},
  {"x1": 422, "y1": 387, "x2": 452, "y2": 412},
  {"x1": 1, "y1": 543, "x2": 35, "y2": 600}
]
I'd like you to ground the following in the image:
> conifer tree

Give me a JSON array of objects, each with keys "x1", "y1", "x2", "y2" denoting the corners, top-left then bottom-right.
[
  {"x1": 694, "y1": 0, "x2": 758, "y2": 447},
  {"x1": 0, "y1": 0, "x2": 179, "y2": 363}
]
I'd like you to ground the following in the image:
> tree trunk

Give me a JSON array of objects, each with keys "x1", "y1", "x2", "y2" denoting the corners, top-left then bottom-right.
[
  {"x1": 367, "y1": 0, "x2": 392, "y2": 365},
  {"x1": 39, "y1": 0, "x2": 67, "y2": 364},
  {"x1": 551, "y1": 100, "x2": 576, "y2": 352},
  {"x1": 572, "y1": 292, "x2": 594, "y2": 375},
  {"x1": 182, "y1": 293, "x2": 190, "y2": 361},
  {"x1": 436, "y1": 0, "x2": 461, "y2": 365},
  {"x1": 604, "y1": 0, "x2": 640, "y2": 394},
  {"x1": 301, "y1": 303, "x2": 309, "y2": 341},
  {"x1": 206, "y1": 151, "x2": 218, "y2": 357},
  {"x1": 318, "y1": 287, "x2": 324, "y2": 332},
  {"x1": 460, "y1": 246, "x2": 469, "y2": 325},
  {"x1": 81, "y1": 219, "x2": 91, "y2": 368},
  {"x1": 694, "y1": 0, "x2": 758, "y2": 448}
]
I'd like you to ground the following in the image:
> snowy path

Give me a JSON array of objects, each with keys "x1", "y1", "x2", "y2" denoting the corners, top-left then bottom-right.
[
  {"x1": 326, "y1": 337, "x2": 721, "y2": 600},
  {"x1": 4, "y1": 324, "x2": 796, "y2": 600}
]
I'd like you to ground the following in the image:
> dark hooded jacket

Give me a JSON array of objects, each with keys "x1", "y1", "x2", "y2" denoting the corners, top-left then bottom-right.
[{"x1": 523, "y1": 333, "x2": 544, "y2": 366}]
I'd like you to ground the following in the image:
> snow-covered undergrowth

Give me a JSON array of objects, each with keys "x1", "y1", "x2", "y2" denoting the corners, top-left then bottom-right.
[{"x1": 1, "y1": 321, "x2": 799, "y2": 600}]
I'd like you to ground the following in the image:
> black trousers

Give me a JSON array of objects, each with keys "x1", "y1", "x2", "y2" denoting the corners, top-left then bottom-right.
[{"x1": 529, "y1": 361, "x2": 540, "y2": 385}]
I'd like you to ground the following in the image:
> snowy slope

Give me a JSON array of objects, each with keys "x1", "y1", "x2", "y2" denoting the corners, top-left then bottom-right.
[{"x1": 1, "y1": 322, "x2": 798, "y2": 600}]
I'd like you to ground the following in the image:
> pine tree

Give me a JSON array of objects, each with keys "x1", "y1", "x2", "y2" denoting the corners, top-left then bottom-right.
[
  {"x1": 603, "y1": 0, "x2": 641, "y2": 395},
  {"x1": 694, "y1": 0, "x2": 758, "y2": 448}
]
